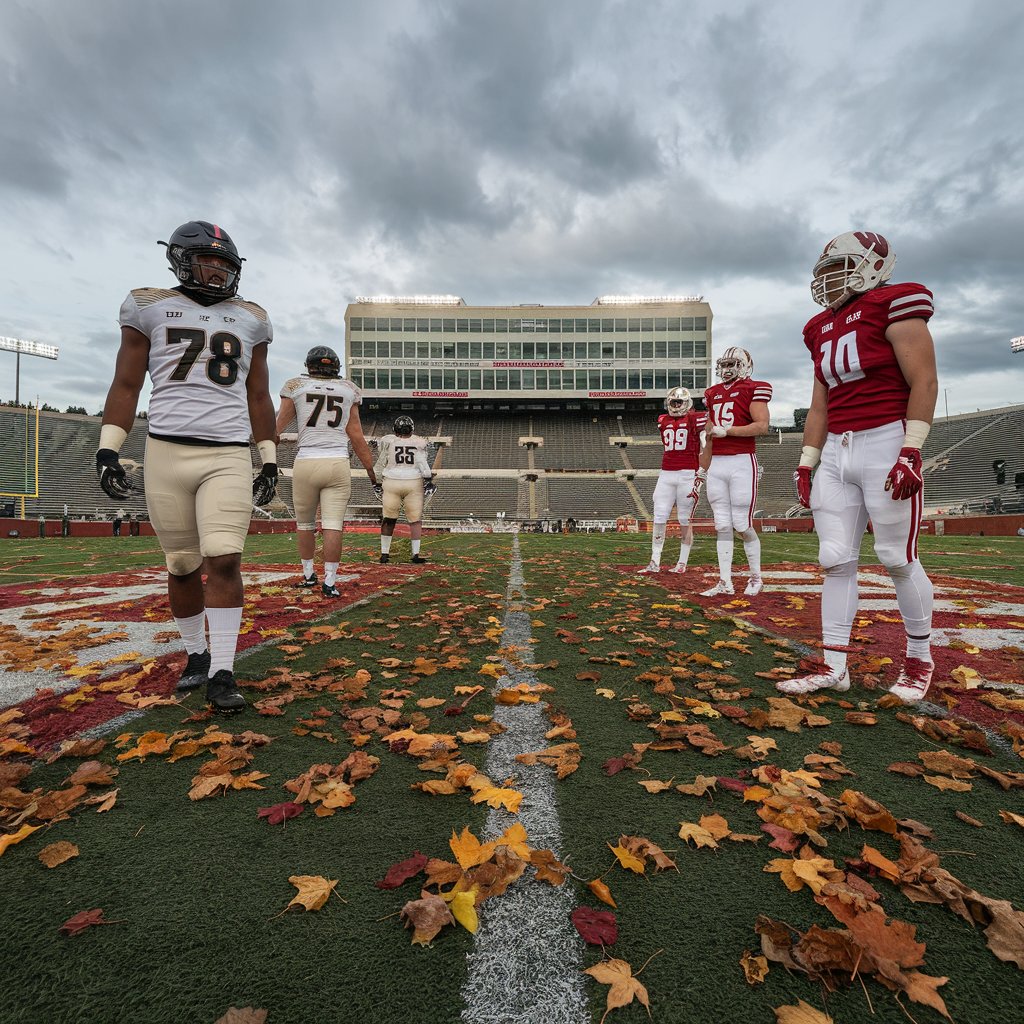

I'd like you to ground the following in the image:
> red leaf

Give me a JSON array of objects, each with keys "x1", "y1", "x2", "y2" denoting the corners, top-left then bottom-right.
[
  {"x1": 375, "y1": 851, "x2": 429, "y2": 890},
  {"x1": 761, "y1": 823, "x2": 801, "y2": 853},
  {"x1": 716, "y1": 776, "x2": 749, "y2": 794},
  {"x1": 256, "y1": 801, "x2": 304, "y2": 825},
  {"x1": 602, "y1": 757, "x2": 628, "y2": 776},
  {"x1": 571, "y1": 906, "x2": 618, "y2": 945},
  {"x1": 389, "y1": 738, "x2": 412, "y2": 754},
  {"x1": 443, "y1": 706, "x2": 465, "y2": 717},
  {"x1": 60, "y1": 909, "x2": 117, "y2": 936}
]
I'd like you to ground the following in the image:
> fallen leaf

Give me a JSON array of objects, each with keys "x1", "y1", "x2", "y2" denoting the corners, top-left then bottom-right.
[
  {"x1": 257, "y1": 801, "x2": 304, "y2": 825},
  {"x1": 38, "y1": 841, "x2": 79, "y2": 868},
  {"x1": 59, "y1": 909, "x2": 121, "y2": 936},
  {"x1": 774, "y1": 1000, "x2": 834, "y2": 1023},
  {"x1": 740, "y1": 949, "x2": 769, "y2": 984},
  {"x1": 401, "y1": 894, "x2": 454, "y2": 945},
  {"x1": 589, "y1": 879, "x2": 618, "y2": 908},
  {"x1": 375, "y1": 851, "x2": 428, "y2": 890},
  {"x1": 572, "y1": 906, "x2": 618, "y2": 945},
  {"x1": 583, "y1": 957, "x2": 651, "y2": 1024},
  {"x1": 286, "y1": 874, "x2": 338, "y2": 912}
]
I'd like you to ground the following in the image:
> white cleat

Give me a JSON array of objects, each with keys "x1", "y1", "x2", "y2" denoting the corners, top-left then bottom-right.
[
  {"x1": 776, "y1": 667, "x2": 851, "y2": 695},
  {"x1": 638, "y1": 561, "x2": 661, "y2": 575},
  {"x1": 667, "y1": 563, "x2": 688, "y2": 574},
  {"x1": 744, "y1": 575, "x2": 764, "y2": 596},
  {"x1": 888, "y1": 659, "x2": 935, "y2": 703},
  {"x1": 700, "y1": 579, "x2": 734, "y2": 597}
]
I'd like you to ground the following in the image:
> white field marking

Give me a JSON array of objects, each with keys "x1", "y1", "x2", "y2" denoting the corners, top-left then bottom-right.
[
  {"x1": 461, "y1": 535, "x2": 587, "y2": 1024},
  {"x1": 0, "y1": 570, "x2": 328, "y2": 711}
]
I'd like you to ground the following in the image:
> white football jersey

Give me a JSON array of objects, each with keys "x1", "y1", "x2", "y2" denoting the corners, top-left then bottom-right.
[
  {"x1": 375, "y1": 434, "x2": 431, "y2": 480},
  {"x1": 119, "y1": 287, "x2": 273, "y2": 444},
  {"x1": 280, "y1": 375, "x2": 360, "y2": 459}
]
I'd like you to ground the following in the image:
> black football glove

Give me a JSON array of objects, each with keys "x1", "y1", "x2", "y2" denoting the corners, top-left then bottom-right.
[
  {"x1": 252, "y1": 463, "x2": 278, "y2": 507},
  {"x1": 96, "y1": 449, "x2": 136, "y2": 500},
  {"x1": 372, "y1": 482, "x2": 384, "y2": 502},
  {"x1": 423, "y1": 479, "x2": 437, "y2": 499}
]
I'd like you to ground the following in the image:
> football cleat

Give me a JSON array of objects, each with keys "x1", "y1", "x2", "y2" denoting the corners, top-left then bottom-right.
[
  {"x1": 888, "y1": 659, "x2": 934, "y2": 703},
  {"x1": 379, "y1": 553, "x2": 390, "y2": 564},
  {"x1": 638, "y1": 561, "x2": 661, "y2": 575},
  {"x1": 700, "y1": 579, "x2": 734, "y2": 597},
  {"x1": 322, "y1": 583, "x2": 341, "y2": 598},
  {"x1": 206, "y1": 670, "x2": 246, "y2": 713},
  {"x1": 667, "y1": 563, "x2": 688, "y2": 574},
  {"x1": 776, "y1": 666, "x2": 850, "y2": 696},
  {"x1": 296, "y1": 573, "x2": 318, "y2": 589},
  {"x1": 744, "y1": 576, "x2": 764, "y2": 596},
  {"x1": 411, "y1": 554, "x2": 428, "y2": 564},
  {"x1": 176, "y1": 650, "x2": 210, "y2": 693}
]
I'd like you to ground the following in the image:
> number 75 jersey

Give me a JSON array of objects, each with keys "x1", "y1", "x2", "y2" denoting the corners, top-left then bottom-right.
[
  {"x1": 803, "y1": 281, "x2": 934, "y2": 433},
  {"x1": 280, "y1": 375, "x2": 361, "y2": 459},
  {"x1": 120, "y1": 287, "x2": 273, "y2": 444}
]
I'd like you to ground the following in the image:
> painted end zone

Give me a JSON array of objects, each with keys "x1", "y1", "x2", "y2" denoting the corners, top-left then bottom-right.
[
  {"x1": 651, "y1": 561, "x2": 1024, "y2": 730},
  {"x1": 0, "y1": 562, "x2": 417, "y2": 750}
]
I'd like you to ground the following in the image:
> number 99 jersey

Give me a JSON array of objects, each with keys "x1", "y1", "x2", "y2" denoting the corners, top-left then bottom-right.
[
  {"x1": 656, "y1": 410, "x2": 707, "y2": 470},
  {"x1": 280, "y1": 375, "x2": 361, "y2": 460},
  {"x1": 119, "y1": 287, "x2": 273, "y2": 444},
  {"x1": 803, "y1": 281, "x2": 933, "y2": 433}
]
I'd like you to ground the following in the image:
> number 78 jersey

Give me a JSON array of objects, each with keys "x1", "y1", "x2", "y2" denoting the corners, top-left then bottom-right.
[
  {"x1": 120, "y1": 287, "x2": 273, "y2": 444},
  {"x1": 803, "y1": 281, "x2": 933, "y2": 433}
]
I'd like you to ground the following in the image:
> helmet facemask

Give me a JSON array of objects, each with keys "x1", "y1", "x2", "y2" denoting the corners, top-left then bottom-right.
[
  {"x1": 664, "y1": 387, "x2": 692, "y2": 415},
  {"x1": 160, "y1": 222, "x2": 244, "y2": 300},
  {"x1": 715, "y1": 348, "x2": 753, "y2": 382},
  {"x1": 811, "y1": 232, "x2": 896, "y2": 309}
]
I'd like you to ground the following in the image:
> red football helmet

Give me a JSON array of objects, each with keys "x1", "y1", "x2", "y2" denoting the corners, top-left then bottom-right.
[{"x1": 812, "y1": 231, "x2": 896, "y2": 309}]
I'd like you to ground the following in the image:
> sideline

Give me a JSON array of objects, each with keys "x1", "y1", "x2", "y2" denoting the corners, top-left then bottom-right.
[{"x1": 461, "y1": 535, "x2": 588, "y2": 1024}]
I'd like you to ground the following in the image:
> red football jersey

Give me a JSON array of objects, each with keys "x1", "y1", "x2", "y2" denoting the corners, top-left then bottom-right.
[
  {"x1": 803, "y1": 282, "x2": 934, "y2": 433},
  {"x1": 656, "y1": 410, "x2": 707, "y2": 470},
  {"x1": 703, "y1": 378, "x2": 772, "y2": 455}
]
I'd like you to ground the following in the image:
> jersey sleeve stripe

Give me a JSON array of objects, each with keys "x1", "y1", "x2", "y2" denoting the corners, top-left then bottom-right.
[
  {"x1": 889, "y1": 292, "x2": 932, "y2": 308},
  {"x1": 752, "y1": 387, "x2": 773, "y2": 401},
  {"x1": 888, "y1": 304, "x2": 933, "y2": 319}
]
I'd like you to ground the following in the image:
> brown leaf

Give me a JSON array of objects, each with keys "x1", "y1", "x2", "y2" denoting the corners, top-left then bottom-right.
[
  {"x1": 214, "y1": 1008, "x2": 268, "y2": 1024},
  {"x1": 286, "y1": 874, "x2": 338, "y2": 912},
  {"x1": 740, "y1": 949, "x2": 769, "y2": 984},
  {"x1": 583, "y1": 957, "x2": 651, "y2": 1024},
  {"x1": 38, "y1": 841, "x2": 79, "y2": 868},
  {"x1": 955, "y1": 810, "x2": 984, "y2": 828},
  {"x1": 774, "y1": 1000, "x2": 834, "y2": 1023},
  {"x1": 401, "y1": 894, "x2": 455, "y2": 945}
]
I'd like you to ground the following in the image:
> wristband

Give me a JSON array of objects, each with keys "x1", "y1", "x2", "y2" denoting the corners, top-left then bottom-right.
[
  {"x1": 798, "y1": 445, "x2": 821, "y2": 470},
  {"x1": 257, "y1": 439, "x2": 277, "y2": 465},
  {"x1": 99, "y1": 424, "x2": 128, "y2": 454},
  {"x1": 903, "y1": 420, "x2": 930, "y2": 450}
]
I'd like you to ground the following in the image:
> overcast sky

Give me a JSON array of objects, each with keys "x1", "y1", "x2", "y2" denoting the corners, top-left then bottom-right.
[{"x1": 2, "y1": 0, "x2": 1022, "y2": 424}]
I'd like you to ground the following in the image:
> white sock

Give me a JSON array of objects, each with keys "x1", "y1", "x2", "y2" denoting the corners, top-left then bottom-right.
[
  {"x1": 821, "y1": 560, "x2": 858, "y2": 676},
  {"x1": 676, "y1": 538, "x2": 691, "y2": 568},
  {"x1": 411, "y1": 539, "x2": 421, "y2": 556},
  {"x1": 906, "y1": 635, "x2": 932, "y2": 661},
  {"x1": 740, "y1": 527, "x2": 761, "y2": 577},
  {"x1": 888, "y1": 561, "x2": 934, "y2": 651},
  {"x1": 174, "y1": 611, "x2": 207, "y2": 656},
  {"x1": 381, "y1": 535, "x2": 393, "y2": 554},
  {"x1": 301, "y1": 558, "x2": 314, "y2": 578},
  {"x1": 324, "y1": 562, "x2": 338, "y2": 586},
  {"x1": 651, "y1": 524, "x2": 667, "y2": 565},
  {"x1": 716, "y1": 528, "x2": 734, "y2": 582},
  {"x1": 206, "y1": 607, "x2": 242, "y2": 676}
]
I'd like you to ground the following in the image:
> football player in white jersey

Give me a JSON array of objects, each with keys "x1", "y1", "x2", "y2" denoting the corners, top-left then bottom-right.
[
  {"x1": 374, "y1": 416, "x2": 435, "y2": 564},
  {"x1": 96, "y1": 221, "x2": 277, "y2": 713},
  {"x1": 275, "y1": 347, "x2": 379, "y2": 597}
]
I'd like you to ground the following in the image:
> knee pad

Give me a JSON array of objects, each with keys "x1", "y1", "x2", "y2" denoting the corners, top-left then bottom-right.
[
  {"x1": 382, "y1": 518, "x2": 398, "y2": 529},
  {"x1": 818, "y1": 541, "x2": 855, "y2": 570},
  {"x1": 716, "y1": 527, "x2": 733, "y2": 542},
  {"x1": 166, "y1": 551, "x2": 203, "y2": 576},
  {"x1": 738, "y1": 528, "x2": 757, "y2": 544},
  {"x1": 886, "y1": 559, "x2": 914, "y2": 578},
  {"x1": 823, "y1": 559, "x2": 858, "y2": 580}
]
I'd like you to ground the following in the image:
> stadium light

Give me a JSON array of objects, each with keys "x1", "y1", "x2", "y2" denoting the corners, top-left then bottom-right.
[
  {"x1": 593, "y1": 295, "x2": 704, "y2": 305},
  {"x1": 1, "y1": 335, "x2": 59, "y2": 404},
  {"x1": 1011, "y1": 336, "x2": 1024, "y2": 353},
  {"x1": 354, "y1": 295, "x2": 465, "y2": 305}
]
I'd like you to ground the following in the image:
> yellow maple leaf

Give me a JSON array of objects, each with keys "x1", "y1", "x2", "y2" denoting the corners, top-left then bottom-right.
[
  {"x1": 448, "y1": 890, "x2": 478, "y2": 933},
  {"x1": 583, "y1": 957, "x2": 652, "y2": 1024},
  {"x1": 678, "y1": 822, "x2": 718, "y2": 849},
  {"x1": 470, "y1": 786, "x2": 523, "y2": 813},
  {"x1": 450, "y1": 826, "x2": 497, "y2": 869},
  {"x1": 497, "y1": 822, "x2": 531, "y2": 858},
  {"x1": 0, "y1": 824, "x2": 41, "y2": 857},
  {"x1": 608, "y1": 841, "x2": 646, "y2": 874},
  {"x1": 286, "y1": 875, "x2": 339, "y2": 912}
]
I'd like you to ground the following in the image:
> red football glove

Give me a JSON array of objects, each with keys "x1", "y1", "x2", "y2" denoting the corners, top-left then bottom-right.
[
  {"x1": 885, "y1": 447, "x2": 923, "y2": 500},
  {"x1": 793, "y1": 466, "x2": 812, "y2": 508},
  {"x1": 687, "y1": 470, "x2": 706, "y2": 516}
]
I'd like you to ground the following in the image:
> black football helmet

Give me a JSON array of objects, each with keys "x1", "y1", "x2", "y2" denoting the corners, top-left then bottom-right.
[
  {"x1": 305, "y1": 346, "x2": 341, "y2": 378},
  {"x1": 159, "y1": 221, "x2": 244, "y2": 299},
  {"x1": 394, "y1": 415, "x2": 414, "y2": 437}
]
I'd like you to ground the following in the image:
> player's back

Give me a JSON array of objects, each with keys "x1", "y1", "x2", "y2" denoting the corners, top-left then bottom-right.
[{"x1": 281, "y1": 375, "x2": 359, "y2": 458}]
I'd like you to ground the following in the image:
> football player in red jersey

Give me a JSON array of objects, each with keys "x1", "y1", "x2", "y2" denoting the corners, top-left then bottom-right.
[
  {"x1": 779, "y1": 231, "x2": 938, "y2": 702},
  {"x1": 697, "y1": 348, "x2": 771, "y2": 597},
  {"x1": 639, "y1": 387, "x2": 707, "y2": 574}
]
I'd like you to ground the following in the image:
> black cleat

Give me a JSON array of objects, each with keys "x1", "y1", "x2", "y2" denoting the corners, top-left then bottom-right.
[
  {"x1": 322, "y1": 582, "x2": 341, "y2": 598},
  {"x1": 296, "y1": 573, "x2": 318, "y2": 589},
  {"x1": 206, "y1": 670, "x2": 246, "y2": 713},
  {"x1": 176, "y1": 650, "x2": 210, "y2": 693},
  {"x1": 379, "y1": 553, "x2": 390, "y2": 564},
  {"x1": 410, "y1": 554, "x2": 428, "y2": 564}
]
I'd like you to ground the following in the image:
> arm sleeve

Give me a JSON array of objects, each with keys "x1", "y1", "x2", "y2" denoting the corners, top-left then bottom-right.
[{"x1": 373, "y1": 439, "x2": 390, "y2": 477}]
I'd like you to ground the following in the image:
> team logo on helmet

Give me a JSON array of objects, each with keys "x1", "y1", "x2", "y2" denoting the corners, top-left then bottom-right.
[
  {"x1": 715, "y1": 347, "x2": 753, "y2": 382},
  {"x1": 305, "y1": 346, "x2": 341, "y2": 378},
  {"x1": 812, "y1": 230, "x2": 896, "y2": 309},
  {"x1": 159, "y1": 221, "x2": 244, "y2": 299},
  {"x1": 394, "y1": 416, "x2": 414, "y2": 438}
]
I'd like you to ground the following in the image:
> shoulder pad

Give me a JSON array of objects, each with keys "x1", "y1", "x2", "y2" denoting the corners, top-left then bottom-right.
[
  {"x1": 228, "y1": 298, "x2": 270, "y2": 322},
  {"x1": 129, "y1": 287, "x2": 179, "y2": 308}
]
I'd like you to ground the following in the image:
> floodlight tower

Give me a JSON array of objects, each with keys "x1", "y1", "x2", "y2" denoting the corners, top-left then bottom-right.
[
  {"x1": 1, "y1": 336, "x2": 60, "y2": 403},
  {"x1": 1011, "y1": 336, "x2": 1024, "y2": 354}
]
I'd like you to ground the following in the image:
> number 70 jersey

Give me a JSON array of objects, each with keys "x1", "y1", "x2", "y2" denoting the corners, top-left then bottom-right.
[
  {"x1": 280, "y1": 375, "x2": 362, "y2": 459},
  {"x1": 120, "y1": 287, "x2": 273, "y2": 444}
]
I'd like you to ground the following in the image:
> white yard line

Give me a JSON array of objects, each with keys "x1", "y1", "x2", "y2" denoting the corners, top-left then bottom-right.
[{"x1": 461, "y1": 535, "x2": 588, "y2": 1024}]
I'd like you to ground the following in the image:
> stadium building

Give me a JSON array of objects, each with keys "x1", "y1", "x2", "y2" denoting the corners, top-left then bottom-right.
[{"x1": 345, "y1": 295, "x2": 713, "y2": 414}]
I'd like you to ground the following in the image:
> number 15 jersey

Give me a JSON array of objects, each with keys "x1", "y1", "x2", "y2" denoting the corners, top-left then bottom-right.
[
  {"x1": 120, "y1": 287, "x2": 273, "y2": 445},
  {"x1": 280, "y1": 375, "x2": 361, "y2": 460},
  {"x1": 802, "y1": 282, "x2": 934, "y2": 433}
]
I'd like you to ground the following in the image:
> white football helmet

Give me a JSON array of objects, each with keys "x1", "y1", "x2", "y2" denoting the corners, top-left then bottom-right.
[
  {"x1": 812, "y1": 231, "x2": 896, "y2": 309},
  {"x1": 664, "y1": 387, "x2": 692, "y2": 415},
  {"x1": 715, "y1": 347, "x2": 753, "y2": 382}
]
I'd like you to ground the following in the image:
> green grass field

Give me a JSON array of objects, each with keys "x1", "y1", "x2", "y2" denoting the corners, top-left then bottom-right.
[{"x1": 1, "y1": 531, "x2": 1023, "y2": 1024}]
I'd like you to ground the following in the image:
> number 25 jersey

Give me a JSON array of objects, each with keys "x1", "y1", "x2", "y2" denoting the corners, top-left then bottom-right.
[
  {"x1": 802, "y1": 282, "x2": 934, "y2": 433},
  {"x1": 279, "y1": 375, "x2": 361, "y2": 460},
  {"x1": 119, "y1": 287, "x2": 273, "y2": 444},
  {"x1": 375, "y1": 435, "x2": 431, "y2": 480}
]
